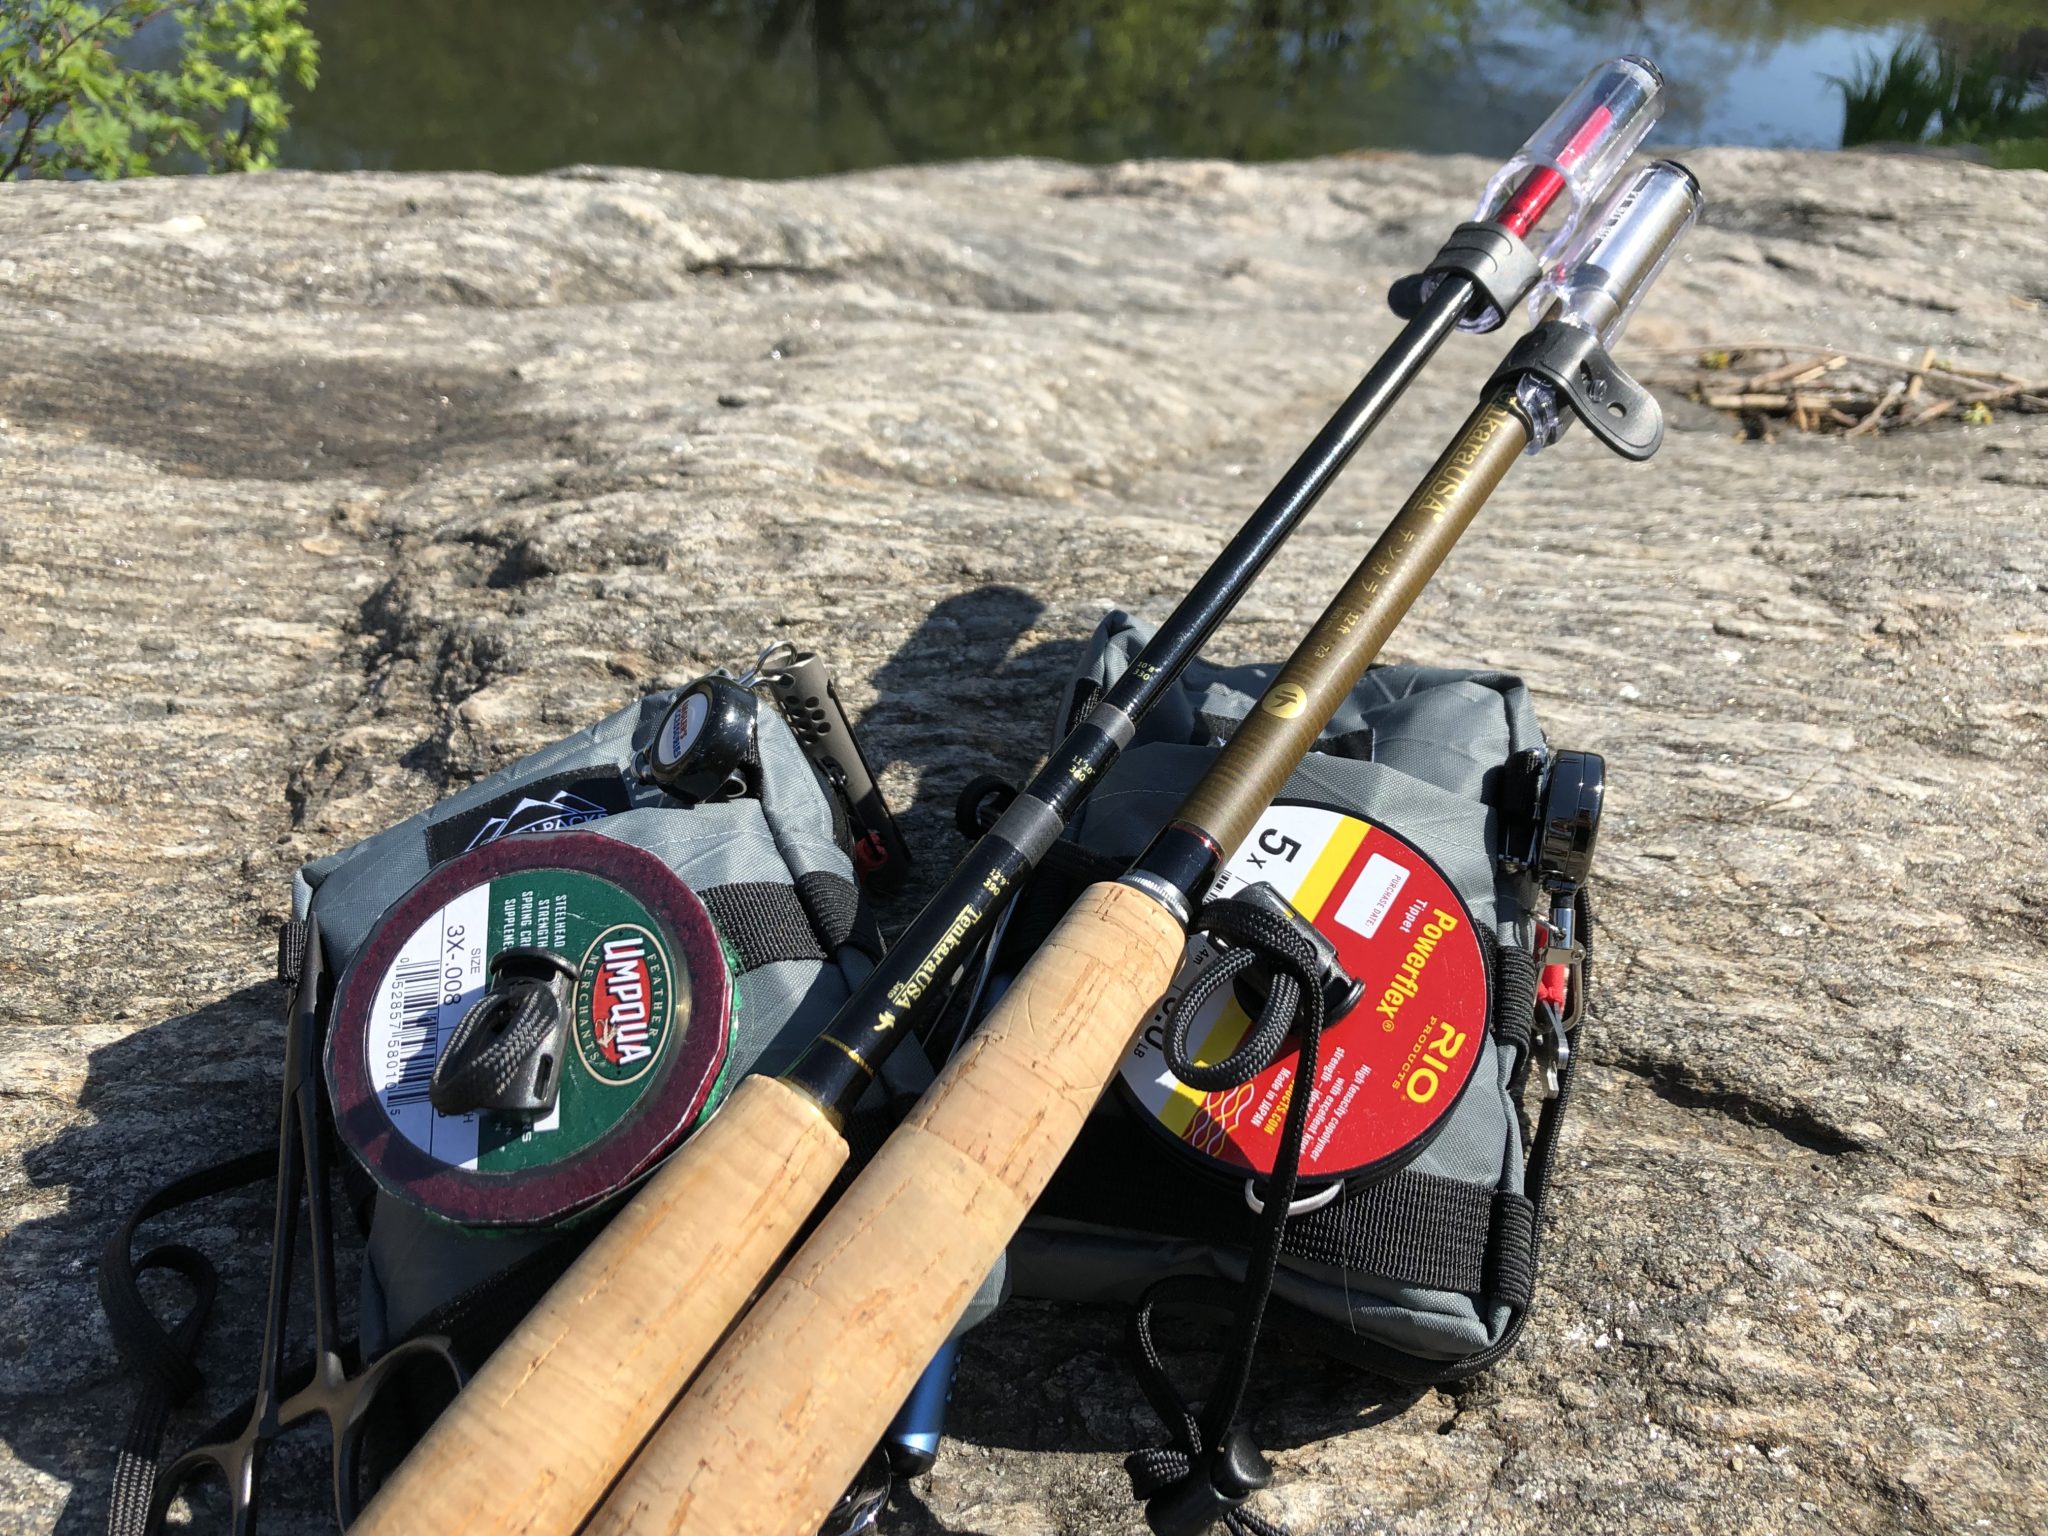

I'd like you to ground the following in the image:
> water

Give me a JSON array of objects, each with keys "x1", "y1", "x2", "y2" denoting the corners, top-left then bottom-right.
[{"x1": 278, "y1": 0, "x2": 2045, "y2": 177}]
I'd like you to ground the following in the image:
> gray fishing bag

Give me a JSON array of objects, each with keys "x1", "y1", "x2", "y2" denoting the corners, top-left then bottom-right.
[
  {"x1": 964, "y1": 612, "x2": 1595, "y2": 1385},
  {"x1": 292, "y1": 684, "x2": 923, "y2": 1357},
  {"x1": 96, "y1": 674, "x2": 950, "y2": 1534}
]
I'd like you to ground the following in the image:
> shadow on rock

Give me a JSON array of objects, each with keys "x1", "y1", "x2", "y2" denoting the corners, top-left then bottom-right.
[
  {"x1": 0, "y1": 977, "x2": 343, "y2": 1536},
  {"x1": 855, "y1": 583, "x2": 1086, "y2": 916},
  {"x1": 0, "y1": 352, "x2": 572, "y2": 486},
  {"x1": 1, "y1": 586, "x2": 1367, "y2": 1536},
  {"x1": 5, "y1": 997, "x2": 1411, "y2": 1536}
]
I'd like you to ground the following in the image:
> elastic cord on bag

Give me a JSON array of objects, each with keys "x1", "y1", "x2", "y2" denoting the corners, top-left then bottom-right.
[{"x1": 1124, "y1": 893, "x2": 1329, "y2": 1536}]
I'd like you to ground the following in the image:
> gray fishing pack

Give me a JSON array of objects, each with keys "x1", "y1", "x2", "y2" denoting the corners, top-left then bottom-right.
[
  {"x1": 953, "y1": 611, "x2": 1597, "y2": 1388},
  {"x1": 98, "y1": 658, "x2": 935, "y2": 1535},
  {"x1": 295, "y1": 679, "x2": 923, "y2": 1354}
]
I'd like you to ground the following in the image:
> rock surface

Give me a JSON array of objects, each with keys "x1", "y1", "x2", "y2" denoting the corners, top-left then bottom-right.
[{"x1": 1, "y1": 149, "x2": 2044, "y2": 1536}]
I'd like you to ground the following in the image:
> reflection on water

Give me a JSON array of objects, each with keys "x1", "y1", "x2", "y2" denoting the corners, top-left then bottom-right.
[{"x1": 281, "y1": 0, "x2": 2046, "y2": 176}]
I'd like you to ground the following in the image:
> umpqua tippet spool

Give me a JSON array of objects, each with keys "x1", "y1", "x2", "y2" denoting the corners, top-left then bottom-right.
[{"x1": 326, "y1": 830, "x2": 734, "y2": 1230}]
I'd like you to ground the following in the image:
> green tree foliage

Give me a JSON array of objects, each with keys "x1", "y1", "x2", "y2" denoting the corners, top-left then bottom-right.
[{"x1": 1, "y1": 0, "x2": 318, "y2": 178}]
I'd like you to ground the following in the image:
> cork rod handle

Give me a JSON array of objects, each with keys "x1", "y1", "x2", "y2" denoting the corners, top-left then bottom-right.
[
  {"x1": 352, "y1": 1073, "x2": 848, "y2": 1536},
  {"x1": 584, "y1": 880, "x2": 1188, "y2": 1536}
]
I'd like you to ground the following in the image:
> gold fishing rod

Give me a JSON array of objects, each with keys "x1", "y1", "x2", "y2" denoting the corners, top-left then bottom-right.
[
  {"x1": 578, "y1": 158, "x2": 1702, "y2": 1536},
  {"x1": 349, "y1": 60, "x2": 1674, "y2": 1536}
]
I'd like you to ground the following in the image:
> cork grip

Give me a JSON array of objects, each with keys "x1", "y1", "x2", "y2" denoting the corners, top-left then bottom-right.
[
  {"x1": 583, "y1": 880, "x2": 1187, "y2": 1536},
  {"x1": 352, "y1": 1074, "x2": 848, "y2": 1536}
]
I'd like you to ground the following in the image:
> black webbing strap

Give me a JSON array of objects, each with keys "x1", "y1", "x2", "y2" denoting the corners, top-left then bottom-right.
[
  {"x1": 1280, "y1": 1171, "x2": 1533, "y2": 1304},
  {"x1": 99, "y1": 1147, "x2": 274, "y2": 1536},
  {"x1": 1492, "y1": 940, "x2": 1537, "y2": 1057},
  {"x1": 277, "y1": 918, "x2": 309, "y2": 991},
  {"x1": 699, "y1": 882, "x2": 823, "y2": 970},
  {"x1": 700, "y1": 874, "x2": 875, "y2": 972},
  {"x1": 1064, "y1": 681, "x2": 1104, "y2": 736},
  {"x1": 1039, "y1": 1121, "x2": 1532, "y2": 1306},
  {"x1": 793, "y1": 869, "x2": 884, "y2": 959},
  {"x1": 1321, "y1": 726, "x2": 1375, "y2": 762},
  {"x1": 1489, "y1": 1190, "x2": 1537, "y2": 1312}
]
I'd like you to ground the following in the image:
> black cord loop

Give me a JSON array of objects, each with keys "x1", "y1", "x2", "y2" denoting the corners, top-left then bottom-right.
[
  {"x1": 1125, "y1": 890, "x2": 1331, "y2": 1536},
  {"x1": 98, "y1": 1147, "x2": 273, "y2": 1536},
  {"x1": 1124, "y1": 1282, "x2": 1284, "y2": 1536},
  {"x1": 1160, "y1": 894, "x2": 1320, "y2": 1094}
]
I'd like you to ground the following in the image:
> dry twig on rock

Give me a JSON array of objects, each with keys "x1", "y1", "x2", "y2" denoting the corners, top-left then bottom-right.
[{"x1": 1641, "y1": 343, "x2": 2046, "y2": 437}]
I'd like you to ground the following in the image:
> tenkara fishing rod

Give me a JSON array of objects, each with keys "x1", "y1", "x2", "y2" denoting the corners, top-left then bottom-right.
[
  {"x1": 582, "y1": 158, "x2": 1703, "y2": 1536},
  {"x1": 352, "y1": 59, "x2": 1664, "y2": 1536}
]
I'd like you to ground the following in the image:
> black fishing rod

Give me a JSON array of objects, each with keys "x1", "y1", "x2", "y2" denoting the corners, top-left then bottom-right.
[
  {"x1": 593, "y1": 156, "x2": 1704, "y2": 1536},
  {"x1": 791, "y1": 53, "x2": 1662, "y2": 1112},
  {"x1": 354, "y1": 57, "x2": 1665, "y2": 1536}
]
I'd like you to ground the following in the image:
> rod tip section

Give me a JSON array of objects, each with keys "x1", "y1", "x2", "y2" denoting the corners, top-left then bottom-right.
[
  {"x1": 1656, "y1": 157, "x2": 1704, "y2": 204},
  {"x1": 1537, "y1": 158, "x2": 1704, "y2": 349},
  {"x1": 1619, "y1": 53, "x2": 1665, "y2": 90},
  {"x1": 1478, "y1": 54, "x2": 1667, "y2": 258}
]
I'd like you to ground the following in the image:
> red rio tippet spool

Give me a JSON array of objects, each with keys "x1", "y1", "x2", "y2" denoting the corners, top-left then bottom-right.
[
  {"x1": 1117, "y1": 801, "x2": 1489, "y2": 1191},
  {"x1": 325, "y1": 830, "x2": 733, "y2": 1229}
]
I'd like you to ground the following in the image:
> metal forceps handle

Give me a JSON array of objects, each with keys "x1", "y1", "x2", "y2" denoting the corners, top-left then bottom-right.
[
  {"x1": 746, "y1": 641, "x2": 913, "y2": 893},
  {"x1": 150, "y1": 919, "x2": 463, "y2": 1534}
]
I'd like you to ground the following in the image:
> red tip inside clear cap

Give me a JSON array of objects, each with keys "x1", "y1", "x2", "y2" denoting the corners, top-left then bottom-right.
[{"x1": 1477, "y1": 56, "x2": 1664, "y2": 263}]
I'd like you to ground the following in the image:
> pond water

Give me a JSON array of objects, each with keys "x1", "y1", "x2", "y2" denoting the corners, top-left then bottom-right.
[{"x1": 279, "y1": 0, "x2": 2045, "y2": 176}]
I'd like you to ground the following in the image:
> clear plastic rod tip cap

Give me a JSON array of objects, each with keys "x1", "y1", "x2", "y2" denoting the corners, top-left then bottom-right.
[
  {"x1": 1538, "y1": 159, "x2": 1703, "y2": 349},
  {"x1": 1476, "y1": 55, "x2": 1666, "y2": 261}
]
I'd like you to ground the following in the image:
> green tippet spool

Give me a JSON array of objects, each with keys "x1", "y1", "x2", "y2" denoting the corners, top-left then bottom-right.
[{"x1": 325, "y1": 830, "x2": 734, "y2": 1229}]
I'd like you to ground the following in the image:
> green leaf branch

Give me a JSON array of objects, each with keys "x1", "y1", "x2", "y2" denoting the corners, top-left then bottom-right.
[{"x1": 1, "y1": 0, "x2": 319, "y2": 178}]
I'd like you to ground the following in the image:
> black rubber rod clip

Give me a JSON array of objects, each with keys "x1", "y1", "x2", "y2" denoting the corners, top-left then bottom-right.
[
  {"x1": 1388, "y1": 221, "x2": 1543, "y2": 335},
  {"x1": 1488, "y1": 319, "x2": 1664, "y2": 460}
]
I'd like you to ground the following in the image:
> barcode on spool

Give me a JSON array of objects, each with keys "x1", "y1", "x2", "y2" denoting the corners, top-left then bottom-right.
[{"x1": 384, "y1": 960, "x2": 443, "y2": 1108}]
